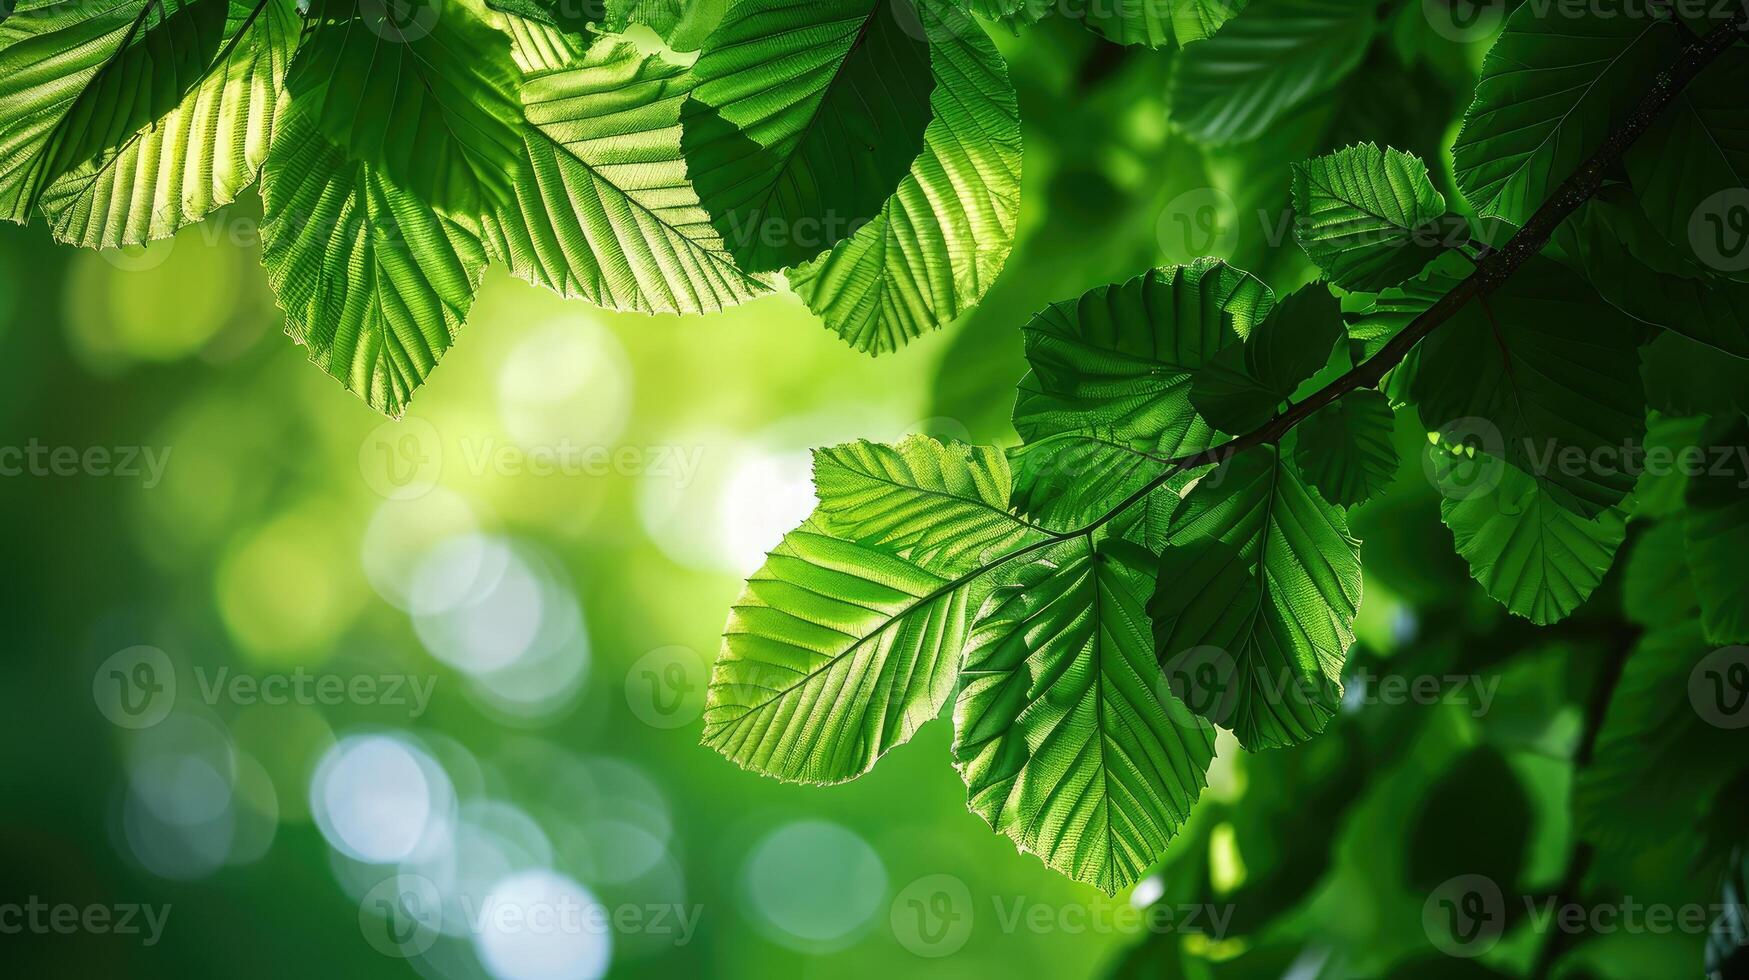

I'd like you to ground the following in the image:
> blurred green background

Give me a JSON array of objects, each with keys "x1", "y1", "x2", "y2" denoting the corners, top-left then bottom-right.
[{"x1": 0, "y1": 9, "x2": 1738, "y2": 979}]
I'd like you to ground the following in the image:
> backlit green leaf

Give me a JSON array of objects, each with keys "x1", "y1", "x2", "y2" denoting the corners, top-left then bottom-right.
[
  {"x1": 703, "y1": 436, "x2": 1049, "y2": 784},
  {"x1": 787, "y1": 1, "x2": 1021, "y2": 353},
  {"x1": 956, "y1": 537, "x2": 1215, "y2": 894},
  {"x1": 1409, "y1": 256, "x2": 1648, "y2": 518},
  {"x1": 39, "y1": 0, "x2": 300, "y2": 248},
  {"x1": 681, "y1": 0, "x2": 935, "y2": 272},
  {"x1": 1168, "y1": 0, "x2": 1378, "y2": 145},
  {"x1": 1011, "y1": 260, "x2": 1273, "y2": 526},
  {"x1": 1433, "y1": 449, "x2": 1628, "y2": 626},
  {"x1": 1453, "y1": 1, "x2": 1677, "y2": 226},
  {"x1": 259, "y1": 114, "x2": 488, "y2": 417},
  {"x1": 1291, "y1": 143, "x2": 1449, "y2": 292},
  {"x1": 1150, "y1": 445, "x2": 1363, "y2": 749},
  {"x1": 1190, "y1": 284, "x2": 1344, "y2": 433},
  {"x1": 0, "y1": 0, "x2": 230, "y2": 223},
  {"x1": 1291, "y1": 389, "x2": 1399, "y2": 507},
  {"x1": 284, "y1": 0, "x2": 526, "y2": 216},
  {"x1": 481, "y1": 40, "x2": 772, "y2": 315}
]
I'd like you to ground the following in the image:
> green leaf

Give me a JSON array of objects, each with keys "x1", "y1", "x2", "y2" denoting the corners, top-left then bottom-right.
[
  {"x1": 955, "y1": 537, "x2": 1215, "y2": 895},
  {"x1": 1190, "y1": 284, "x2": 1344, "y2": 433},
  {"x1": 1341, "y1": 252, "x2": 1474, "y2": 406},
  {"x1": 1167, "y1": 0, "x2": 1378, "y2": 146},
  {"x1": 787, "y1": 1, "x2": 1021, "y2": 353},
  {"x1": 1623, "y1": 520, "x2": 1698, "y2": 630},
  {"x1": 259, "y1": 113, "x2": 488, "y2": 417},
  {"x1": 1291, "y1": 389, "x2": 1399, "y2": 507},
  {"x1": 0, "y1": 0, "x2": 231, "y2": 223},
  {"x1": 496, "y1": 6, "x2": 593, "y2": 72},
  {"x1": 1640, "y1": 331, "x2": 1749, "y2": 419},
  {"x1": 1432, "y1": 450, "x2": 1628, "y2": 626},
  {"x1": 1010, "y1": 261, "x2": 1274, "y2": 527},
  {"x1": 1576, "y1": 622, "x2": 1749, "y2": 853},
  {"x1": 284, "y1": 0, "x2": 526, "y2": 216},
  {"x1": 1007, "y1": 435, "x2": 1193, "y2": 538},
  {"x1": 1150, "y1": 445, "x2": 1363, "y2": 749},
  {"x1": 681, "y1": 0, "x2": 935, "y2": 272},
  {"x1": 1557, "y1": 189, "x2": 1749, "y2": 359},
  {"x1": 1453, "y1": 1, "x2": 1678, "y2": 226},
  {"x1": 1625, "y1": 43, "x2": 1749, "y2": 278},
  {"x1": 1291, "y1": 143, "x2": 1450, "y2": 292},
  {"x1": 1409, "y1": 256, "x2": 1648, "y2": 518},
  {"x1": 703, "y1": 436, "x2": 1048, "y2": 784},
  {"x1": 811, "y1": 437, "x2": 1047, "y2": 570},
  {"x1": 1075, "y1": 0, "x2": 1246, "y2": 48},
  {"x1": 484, "y1": 0, "x2": 603, "y2": 35},
  {"x1": 1687, "y1": 416, "x2": 1749, "y2": 645},
  {"x1": 602, "y1": 0, "x2": 727, "y2": 50},
  {"x1": 480, "y1": 40, "x2": 772, "y2": 315},
  {"x1": 38, "y1": 0, "x2": 300, "y2": 248}
]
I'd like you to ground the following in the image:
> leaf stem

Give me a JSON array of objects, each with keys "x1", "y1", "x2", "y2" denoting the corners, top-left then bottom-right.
[{"x1": 1062, "y1": 11, "x2": 1749, "y2": 538}]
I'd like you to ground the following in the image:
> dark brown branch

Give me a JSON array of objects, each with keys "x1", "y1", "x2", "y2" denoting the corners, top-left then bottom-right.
[{"x1": 1076, "y1": 12, "x2": 1749, "y2": 535}]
